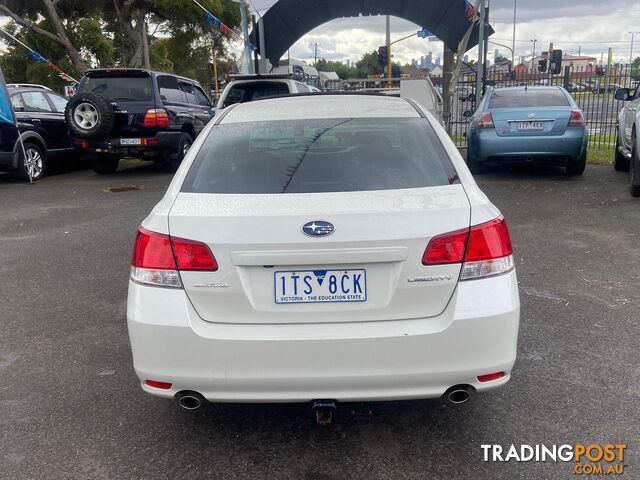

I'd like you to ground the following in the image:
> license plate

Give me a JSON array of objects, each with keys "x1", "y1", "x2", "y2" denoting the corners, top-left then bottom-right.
[
  {"x1": 274, "y1": 269, "x2": 367, "y2": 304},
  {"x1": 517, "y1": 121, "x2": 544, "y2": 131},
  {"x1": 120, "y1": 138, "x2": 142, "y2": 145}
]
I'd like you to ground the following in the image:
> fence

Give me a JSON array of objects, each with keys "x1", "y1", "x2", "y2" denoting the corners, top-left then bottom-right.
[{"x1": 443, "y1": 64, "x2": 639, "y2": 150}]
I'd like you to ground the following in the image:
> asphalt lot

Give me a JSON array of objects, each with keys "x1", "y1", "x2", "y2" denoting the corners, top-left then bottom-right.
[{"x1": 1, "y1": 161, "x2": 638, "y2": 479}]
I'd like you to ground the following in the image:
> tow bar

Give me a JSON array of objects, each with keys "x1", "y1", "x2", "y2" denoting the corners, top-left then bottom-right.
[{"x1": 312, "y1": 400, "x2": 337, "y2": 425}]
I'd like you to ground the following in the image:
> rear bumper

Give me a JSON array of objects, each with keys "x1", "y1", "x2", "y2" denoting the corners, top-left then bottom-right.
[
  {"x1": 127, "y1": 270, "x2": 520, "y2": 403},
  {"x1": 74, "y1": 131, "x2": 183, "y2": 155},
  {"x1": 471, "y1": 128, "x2": 587, "y2": 164}
]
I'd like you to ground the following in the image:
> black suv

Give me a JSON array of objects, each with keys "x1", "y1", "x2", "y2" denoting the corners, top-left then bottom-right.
[
  {"x1": 66, "y1": 69, "x2": 214, "y2": 174},
  {"x1": 0, "y1": 86, "x2": 74, "y2": 182}
]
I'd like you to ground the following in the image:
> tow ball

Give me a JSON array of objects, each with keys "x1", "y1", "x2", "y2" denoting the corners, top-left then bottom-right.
[{"x1": 312, "y1": 400, "x2": 337, "y2": 425}]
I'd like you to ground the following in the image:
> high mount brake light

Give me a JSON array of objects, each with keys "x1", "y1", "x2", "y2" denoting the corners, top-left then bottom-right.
[
  {"x1": 423, "y1": 217, "x2": 514, "y2": 280},
  {"x1": 130, "y1": 227, "x2": 217, "y2": 288}
]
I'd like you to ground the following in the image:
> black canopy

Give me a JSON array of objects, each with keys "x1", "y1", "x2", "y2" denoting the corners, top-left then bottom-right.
[{"x1": 250, "y1": 0, "x2": 492, "y2": 65}]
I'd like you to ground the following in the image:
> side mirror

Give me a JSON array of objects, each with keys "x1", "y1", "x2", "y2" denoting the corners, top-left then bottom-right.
[
  {"x1": 160, "y1": 94, "x2": 167, "y2": 101},
  {"x1": 463, "y1": 110, "x2": 474, "y2": 118},
  {"x1": 615, "y1": 88, "x2": 630, "y2": 101},
  {"x1": 442, "y1": 111, "x2": 452, "y2": 119},
  {"x1": 468, "y1": 93, "x2": 476, "y2": 103}
]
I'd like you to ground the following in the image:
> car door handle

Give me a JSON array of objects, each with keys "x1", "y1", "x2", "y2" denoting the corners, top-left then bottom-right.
[
  {"x1": 31, "y1": 118, "x2": 42, "y2": 123},
  {"x1": 177, "y1": 112, "x2": 192, "y2": 118}
]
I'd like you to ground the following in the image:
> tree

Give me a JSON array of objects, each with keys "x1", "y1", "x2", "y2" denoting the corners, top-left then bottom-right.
[
  {"x1": 632, "y1": 56, "x2": 640, "y2": 81},
  {"x1": 0, "y1": 0, "x2": 242, "y2": 82},
  {"x1": 356, "y1": 51, "x2": 381, "y2": 78},
  {"x1": 314, "y1": 58, "x2": 357, "y2": 79}
]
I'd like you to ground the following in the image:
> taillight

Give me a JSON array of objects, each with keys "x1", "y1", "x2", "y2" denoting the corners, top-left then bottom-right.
[
  {"x1": 143, "y1": 109, "x2": 169, "y2": 128},
  {"x1": 423, "y1": 229, "x2": 468, "y2": 265},
  {"x1": 422, "y1": 216, "x2": 514, "y2": 280},
  {"x1": 172, "y1": 238, "x2": 218, "y2": 271},
  {"x1": 568, "y1": 109, "x2": 585, "y2": 127},
  {"x1": 130, "y1": 227, "x2": 217, "y2": 288},
  {"x1": 476, "y1": 112, "x2": 495, "y2": 129}
]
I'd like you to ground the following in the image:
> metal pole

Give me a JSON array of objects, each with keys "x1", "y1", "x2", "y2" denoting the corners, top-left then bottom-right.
[
  {"x1": 630, "y1": 32, "x2": 639, "y2": 76},
  {"x1": 530, "y1": 38, "x2": 537, "y2": 73},
  {"x1": 386, "y1": 15, "x2": 392, "y2": 88},
  {"x1": 475, "y1": 0, "x2": 486, "y2": 103},
  {"x1": 239, "y1": 0, "x2": 252, "y2": 74},
  {"x1": 212, "y1": 40, "x2": 219, "y2": 100},
  {"x1": 512, "y1": 0, "x2": 517, "y2": 68},
  {"x1": 258, "y1": 17, "x2": 266, "y2": 73}
]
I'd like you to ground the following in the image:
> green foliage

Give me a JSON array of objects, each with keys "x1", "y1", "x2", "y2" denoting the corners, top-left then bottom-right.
[
  {"x1": 314, "y1": 59, "x2": 357, "y2": 79},
  {"x1": 631, "y1": 57, "x2": 640, "y2": 81},
  {"x1": 0, "y1": 0, "x2": 242, "y2": 89},
  {"x1": 356, "y1": 51, "x2": 383, "y2": 78},
  {"x1": 74, "y1": 18, "x2": 114, "y2": 67}
]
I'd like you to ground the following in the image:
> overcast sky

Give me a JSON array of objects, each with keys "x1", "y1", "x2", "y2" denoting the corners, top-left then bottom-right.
[{"x1": 246, "y1": 0, "x2": 640, "y2": 65}]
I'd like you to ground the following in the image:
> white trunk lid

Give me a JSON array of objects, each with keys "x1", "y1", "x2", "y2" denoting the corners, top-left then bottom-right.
[{"x1": 169, "y1": 185, "x2": 470, "y2": 324}]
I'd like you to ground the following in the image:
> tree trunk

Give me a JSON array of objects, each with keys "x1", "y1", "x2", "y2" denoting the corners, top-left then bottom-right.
[
  {"x1": 113, "y1": 1, "x2": 150, "y2": 68},
  {"x1": 41, "y1": 0, "x2": 88, "y2": 74},
  {"x1": 0, "y1": 3, "x2": 88, "y2": 75}
]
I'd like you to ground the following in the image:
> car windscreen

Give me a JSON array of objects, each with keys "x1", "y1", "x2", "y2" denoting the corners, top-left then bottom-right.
[
  {"x1": 489, "y1": 89, "x2": 570, "y2": 108},
  {"x1": 223, "y1": 82, "x2": 290, "y2": 107},
  {"x1": 79, "y1": 73, "x2": 153, "y2": 102},
  {"x1": 181, "y1": 118, "x2": 459, "y2": 194}
]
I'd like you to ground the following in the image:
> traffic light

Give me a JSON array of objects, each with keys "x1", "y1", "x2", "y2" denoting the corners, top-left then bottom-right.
[
  {"x1": 550, "y1": 49, "x2": 563, "y2": 75},
  {"x1": 538, "y1": 59, "x2": 547, "y2": 72},
  {"x1": 378, "y1": 46, "x2": 388, "y2": 67}
]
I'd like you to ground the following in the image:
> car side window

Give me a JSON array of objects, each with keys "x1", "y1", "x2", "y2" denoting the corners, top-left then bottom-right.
[
  {"x1": 46, "y1": 93, "x2": 68, "y2": 113},
  {"x1": 192, "y1": 85, "x2": 211, "y2": 107},
  {"x1": 179, "y1": 82, "x2": 198, "y2": 105},
  {"x1": 157, "y1": 76, "x2": 185, "y2": 103},
  {"x1": 21, "y1": 91, "x2": 53, "y2": 113},
  {"x1": 296, "y1": 82, "x2": 309, "y2": 93},
  {"x1": 10, "y1": 94, "x2": 25, "y2": 112}
]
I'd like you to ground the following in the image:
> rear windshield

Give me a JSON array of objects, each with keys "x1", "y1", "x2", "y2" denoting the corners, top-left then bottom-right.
[
  {"x1": 489, "y1": 89, "x2": 570, "y2": 108},
  {"x1": 79, "y1": 73, "x2": 153, "y2": 102},
  {"x1": 182, "y1": 118, "x2": 458, "y2": 194},
  {"x1": 223, "y1": 82, "x2": 290, "y2": 107}
]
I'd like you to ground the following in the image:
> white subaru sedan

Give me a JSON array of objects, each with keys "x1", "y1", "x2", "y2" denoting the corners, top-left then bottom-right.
[{"x1": 127, "y1": 94, "x2": 520, "y2": 412}]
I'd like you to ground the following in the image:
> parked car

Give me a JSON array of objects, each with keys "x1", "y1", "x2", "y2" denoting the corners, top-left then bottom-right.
[
  {"x1": 127, "y1": 94, "x2": 520, "y2": 415},
  {"x1": 6, "y1": 83, "x2": 52, "y2": 91},
  {"x1": 614, "y1": 86, "x2": 640, "y2": 197},
  {"x1": 0, "y1": 85, "x2": 74, "y2": 182},
  {"x1": 66, "y1": 68, "x2": 214, "y2": 174},
  {"x1": 216, "y1": 74, "x2": 317, "y2": 110},
  {"x1": 465, "y1": 86, "x2": 588, "y2": 175}
]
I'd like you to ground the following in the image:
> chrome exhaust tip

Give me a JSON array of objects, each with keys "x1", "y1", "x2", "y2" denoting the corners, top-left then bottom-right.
[
  {"x1": 175, "y1": 391, "x2": 207, "y2": 411},
  {"x1": 443, "y1": 385, "x2": 473, "y2": 405}
]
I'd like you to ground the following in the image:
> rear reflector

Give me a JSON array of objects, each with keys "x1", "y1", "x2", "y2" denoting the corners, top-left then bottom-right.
[
  {"x1": 476, "y1": 112, "x2": 495, "y2": 129},
  {"x1": 477, "y1": 372, "x2": 506, "y2": 383},
  {"x1": 145, "y1": 380, "x2": 173, "y2": 390},
  {"x1": 130, "y1": 227, "x2": 218, "y2": 288},
  {"x1": 568, "y1": 109, "x2": 585, "y2": 127},
  {"x1": 143, "y1": 109, "x2": 169, "y2": 128},
  {"x1": 423, "y1": 216, "x2": 514, "y2": 280}
]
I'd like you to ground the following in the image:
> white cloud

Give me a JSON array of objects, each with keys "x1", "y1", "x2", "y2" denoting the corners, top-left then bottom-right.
[{"x1": 242, "y1": 0, "x2": 640, "y2": 65}]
